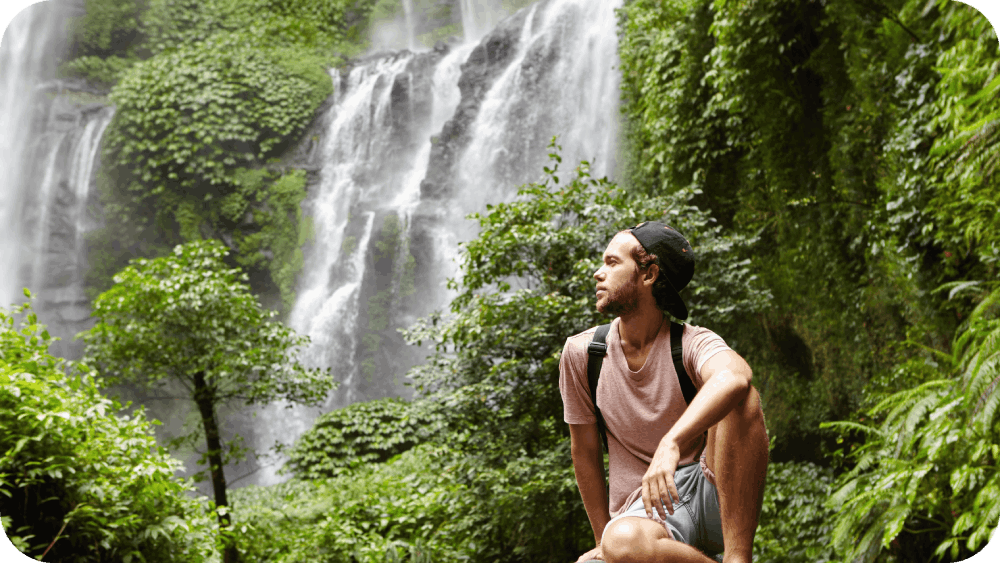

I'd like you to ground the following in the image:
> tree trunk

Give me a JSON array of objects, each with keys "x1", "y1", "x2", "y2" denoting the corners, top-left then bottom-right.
[{"x1": 193, "y1": 371, "x2": 238, "y2": 563}]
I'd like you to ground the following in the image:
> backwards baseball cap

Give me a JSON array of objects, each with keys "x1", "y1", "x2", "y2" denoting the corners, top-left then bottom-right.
[{"x1": 628, "y1": 221, "x2": 694, "y2": 320}]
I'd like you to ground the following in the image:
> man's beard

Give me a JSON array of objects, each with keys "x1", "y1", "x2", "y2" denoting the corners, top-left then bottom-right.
[{"x1": 598, "y1": 274, "x2": 640, "y2": 317}]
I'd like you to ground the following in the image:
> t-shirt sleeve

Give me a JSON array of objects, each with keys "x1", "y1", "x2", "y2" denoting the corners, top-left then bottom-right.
[
  {"x1": 559, "y1": 333, "x2": 598, "y2": 425},
  {"x1": 682, "y1": 325, "x2": 733, "y2": 389}
]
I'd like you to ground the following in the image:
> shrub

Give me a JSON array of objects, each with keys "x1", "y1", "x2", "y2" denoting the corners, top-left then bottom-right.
[
  {"x1": 753, "y1": 461, "x2": 840, "y2": 563},
  {"x1": 283, "y1": 398, "x2": 446, "y2": 480},
  {"x1": 824, "y1": 286, "x2": 1000, "y2": 562},
  {"x1": 0, "y1": 293, "x2": 219, "y2": 562}
]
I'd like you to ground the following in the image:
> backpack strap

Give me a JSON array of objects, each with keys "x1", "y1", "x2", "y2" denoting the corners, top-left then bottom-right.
[
  {"x1": 586, "y1": 324, "x2": 612, "y2": 453},
  {"x1": 671, "y1": 321, "x2": 697, "y2": 405},
  {"x1": 586, "y1": 321, "x2": 695, "y2": 455}
]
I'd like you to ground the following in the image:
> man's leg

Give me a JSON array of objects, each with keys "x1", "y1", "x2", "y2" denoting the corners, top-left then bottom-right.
[
  {"x1": 602, "y1": 517, "x2": 715, "y2": 563},
  {"x1": 705, "y1": 386, "x2": 769, "y2": 563}
]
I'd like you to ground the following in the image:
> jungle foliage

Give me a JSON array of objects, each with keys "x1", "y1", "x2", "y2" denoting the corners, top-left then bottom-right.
[
  {"x1": 11, "y1": 0, "x2": 999, "y2": 562},
  {"x1": 617, "y1": 0, "x2": 999, "y2": 559},
  {"x1": 80, "y1": 240, "x2": 334, "y2": 558},
  {"x1": 71, "y1": 0, "x2": 385, "y2": 310},
  {"x1": 1, "y1": 294, "x2": 220, "y2": 562}
]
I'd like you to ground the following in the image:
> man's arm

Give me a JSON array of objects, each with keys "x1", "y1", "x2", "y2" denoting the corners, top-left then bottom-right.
[
  {"x1": 569, "y1": 422, "x2": 611, "y2": 545},
  {"x1": 641, "y1": 350, "x2": 753, "y2": 518}
]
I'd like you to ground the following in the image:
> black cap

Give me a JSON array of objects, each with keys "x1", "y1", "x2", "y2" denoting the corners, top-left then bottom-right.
[{"x1": 628, "y1": 221, "x2": 694, "y2": 320}]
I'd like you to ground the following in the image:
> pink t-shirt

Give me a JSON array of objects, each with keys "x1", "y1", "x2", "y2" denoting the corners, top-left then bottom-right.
[{"x1": 558, "y1": 318, "x2": 731, "y2": 516}]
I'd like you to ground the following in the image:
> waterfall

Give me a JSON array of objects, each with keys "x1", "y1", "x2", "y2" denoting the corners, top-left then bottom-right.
[
  {"x1": 289, "y1": 55, "x2": 415, "y2": 377},
  {"x1": 457, "y1": 0, "x2": 621, "y2": 203},
  {"x1": 253, "y1": 47, "x2": 475, "y2": 484},
  {"x1": 2, "y1": 0, "x2": 623, "y2": 488},
  {"x1": 0, "y1": 1, "x2": 68, "y2": 307},
  {"x1": 250, "y1": 0, "x2": 621, "y2": 484},
  {"x1": 402, "y1": 0, "x2": 416, "y2": 51},
  {"x1": 461, "y1": 0, "x2": 505, "y2": 43}
]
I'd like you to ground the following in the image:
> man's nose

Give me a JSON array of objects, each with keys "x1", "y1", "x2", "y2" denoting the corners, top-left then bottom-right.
[{"x1": 593, "y1": 266, "x2": 605, "y2": 280}]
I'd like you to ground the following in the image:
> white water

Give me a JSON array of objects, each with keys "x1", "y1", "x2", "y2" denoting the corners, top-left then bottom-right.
[
  {"x1": 402, "y1": 0, "x2": 417, "y2": 51},
  {"x1": 255, "y1": 46, "x2": 476, "y2": 484},
  {"x1": 42, "y1": 108, "x2": 113, "y2": 305},
  {"x1": 1, "y1": 0, "x2": 624, "y2": 488},
  {"x1": 461, "y1": 0, "x2": 505, "y2": 43},
  {"x1": 0, "y1": 3, "x2": 65, "y2": 306},
  {"x1": 253, "y1": 0, "x2": 622, "y2": 485}
]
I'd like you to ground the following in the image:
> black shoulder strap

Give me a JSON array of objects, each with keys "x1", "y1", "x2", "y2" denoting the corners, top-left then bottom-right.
[
  {"x1": 586, "y1": 321, "x2": 695, "y2": 454},
  {"x1": 671, "y1": 321, "x2": 698, "y2": 405},
  {"x1": 586, "y1": 324, "x2": 612, "y2": 453}
]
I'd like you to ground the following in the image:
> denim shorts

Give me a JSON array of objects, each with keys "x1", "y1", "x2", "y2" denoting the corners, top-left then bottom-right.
[{"x1": 603, "y1": 460, "x2": 724, "y2": 558}]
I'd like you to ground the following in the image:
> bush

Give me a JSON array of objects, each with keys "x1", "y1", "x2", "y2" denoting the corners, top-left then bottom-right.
[
  {"x1": 824, "y1": 287, "x2": 1000, "y2": 562},
  {"x1": 234, "y1": 439, "x2": 590, "y2": 563},
  {"x1": 70, "y1": 0, "x2": 143, "y2": 57},
  {"x1": 59, "y1": 54, "x2": 137, "y2": 87},
  {"x1": 0, "y1": 294, "x2": 219, "y2": 562},
  {"x1": 283, "y1": 398, "x2": 446, "y2": 480},
  {"x1": 231, "y1": 445, "x2": 476, "y2": 563},
  {"x1": 753, "y1": 461, "x2": 840, "y2": 563},
  {"x1": 106, "y1": 33, "x2": 331, "y2": 197}
]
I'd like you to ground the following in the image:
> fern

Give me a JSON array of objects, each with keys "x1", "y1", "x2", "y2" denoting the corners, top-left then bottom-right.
[{"x1": 825, "y1": 286, "x2": 1000, "y2": 562}]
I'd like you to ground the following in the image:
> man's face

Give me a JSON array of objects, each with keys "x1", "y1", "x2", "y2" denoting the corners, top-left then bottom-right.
[{"x1": 594, "y1": 233, "x2": 642, "y2": 316}]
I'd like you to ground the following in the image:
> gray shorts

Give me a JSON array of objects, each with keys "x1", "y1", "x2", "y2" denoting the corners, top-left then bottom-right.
[{"x1": 603, "y1": 460, "x2": 724, "y2": 558}]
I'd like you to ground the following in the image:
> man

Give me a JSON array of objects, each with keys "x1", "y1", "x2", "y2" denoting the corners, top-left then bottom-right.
[{"x1": 559, "y1": 222, "x2": 769, "y2": 563}]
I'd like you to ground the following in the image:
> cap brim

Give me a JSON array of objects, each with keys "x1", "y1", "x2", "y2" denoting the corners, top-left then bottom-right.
[{"x1": 661, "y1": 279, "x2": 688, "y2": 320}]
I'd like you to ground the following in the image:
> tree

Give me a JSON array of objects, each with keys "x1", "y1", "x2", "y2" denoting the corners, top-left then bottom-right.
[
  {"x1": 1, "y1": 293, "x2": 219, "y2": 562},
  {"x1": 391, "y1": 144, "x2": 770, "y2": 561},
  {"x1": 405, "y1": 142, "x2": 771, "y2": 460},
  {"x1": 81, "y1": 239, "x2": 335, "y2": 560}
]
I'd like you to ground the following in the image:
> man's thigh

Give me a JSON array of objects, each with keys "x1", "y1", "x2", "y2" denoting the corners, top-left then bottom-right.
[
  {"x1": 705, "y1": 386, "x2": 764, "y2": 475},
  {"x1": 602, "y1": 463, "x2": 724, "y2": 556}
]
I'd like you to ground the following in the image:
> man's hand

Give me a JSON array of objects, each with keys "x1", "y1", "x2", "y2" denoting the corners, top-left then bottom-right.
[
  {"x1": 642, "y1": 435, "x2": 681, "y2": 519},
  {"x1": 576, "y1": 544, "x2": 604, "y2": 562}
]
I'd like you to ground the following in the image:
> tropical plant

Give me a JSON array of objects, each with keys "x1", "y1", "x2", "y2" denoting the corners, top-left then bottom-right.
[
  {"x1": 80, "y1": 240, "x2": 335, "y2": 559},
  {"x1": 823, "y1": 286, "x2": 1000, "y2": 562},
  {"x1": 404, "y1": 141, "x2": 770, "y2": 461},
  {"x1": 753, "y1": 461, "x2": 840, "y2": 563},
  {"x1": 0, "y1": 293, "x2": 219, "y2": 562},
  {"x1": 282, "y1": 397, "x2": 445, "y2": 480}
]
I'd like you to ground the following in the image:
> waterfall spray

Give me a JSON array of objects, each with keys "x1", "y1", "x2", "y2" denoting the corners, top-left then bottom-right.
[{"x1": 0, "y1": 3, "x2": 67, "y2": 306}]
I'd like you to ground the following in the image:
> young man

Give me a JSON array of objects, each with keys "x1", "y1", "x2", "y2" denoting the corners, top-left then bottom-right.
[{"x1": 559, "y1": 222, "x2": 769, "y2": 563}]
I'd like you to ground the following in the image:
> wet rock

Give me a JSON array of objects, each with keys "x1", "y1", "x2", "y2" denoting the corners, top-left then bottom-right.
[{"x1": 419, "y1": 2, "x2": 534, "y2": 201}]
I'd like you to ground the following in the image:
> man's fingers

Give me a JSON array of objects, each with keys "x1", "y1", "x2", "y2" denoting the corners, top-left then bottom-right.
[
  {"x1": 666, "y1": 474, "x2": 680, "y2": 514},
  {"x1": 656, "y1": 474, "x2": 673, "y2": 517},
  {"x1": 642, "y1": 479, "x2": 653, "y2": 518},
  {"x1": 576, "y1": 546, "x2": 601, "y2": 563}
]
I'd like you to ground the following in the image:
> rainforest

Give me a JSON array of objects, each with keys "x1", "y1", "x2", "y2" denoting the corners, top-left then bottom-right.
[{"x1": 0, "y1": 0, "x2": 998, "y2": 561}]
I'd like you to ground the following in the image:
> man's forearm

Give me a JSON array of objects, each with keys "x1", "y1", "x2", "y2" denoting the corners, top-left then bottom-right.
[
  {"x1": 665, "y1": 361, "x2": 751, "y2": 450},
  {"x1": 570, "y1": 426, "x2": 611, "y2": 544}
]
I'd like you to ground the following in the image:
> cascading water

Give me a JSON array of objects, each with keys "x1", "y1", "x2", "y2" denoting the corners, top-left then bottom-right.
[
  {"x1": 2, "y1": 0, "x2": 623, "y2": 488},
  {"x1": 0, "y1": 2, "x2": 112, "y2": 358},
  {"x1": 254, "y1": 47, "x2": 474, "y2": 484},
  {"x1": 31, "y1": 107, "x2": 114, "y2": 359},
  {"x1": 402, "y1": 0, "x2": 417, "y2": 51},
  {"x1": 253, "y1": 0, "x2": 622, "y2": 484},
  {"x1": 0, "y1": 1, "x2": 69, "y2": 308},
  {"x1": 461, "y1": 0, "x2": 505, "y2": 42}
]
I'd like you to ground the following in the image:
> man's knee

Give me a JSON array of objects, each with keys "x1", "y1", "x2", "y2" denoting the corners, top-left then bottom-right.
[{"x1": 602, "y1": 518, "x2": 666, "y2": 562}]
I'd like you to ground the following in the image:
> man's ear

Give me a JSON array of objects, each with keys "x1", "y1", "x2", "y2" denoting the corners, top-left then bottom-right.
[{"x1": 642, "y1": 263, "x2": 659, "y2": 286}]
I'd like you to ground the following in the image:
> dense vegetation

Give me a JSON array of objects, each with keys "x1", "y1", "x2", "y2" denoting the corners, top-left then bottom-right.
[
  {"x1": 80, "y1": 240, "x2": 335, "y2": 559},
  {"x1": 1, "y1": 294, "x2": 220, "y2": 561},
  {"x1": 70, "y1": 0, "x2": 387, "y2": 310},
  {"x1": 615, "y1": 0, "x2": 999, "y2": 559},
  {"x1": 5, "y1": 0, "x2": 997, "y2": 561}
]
